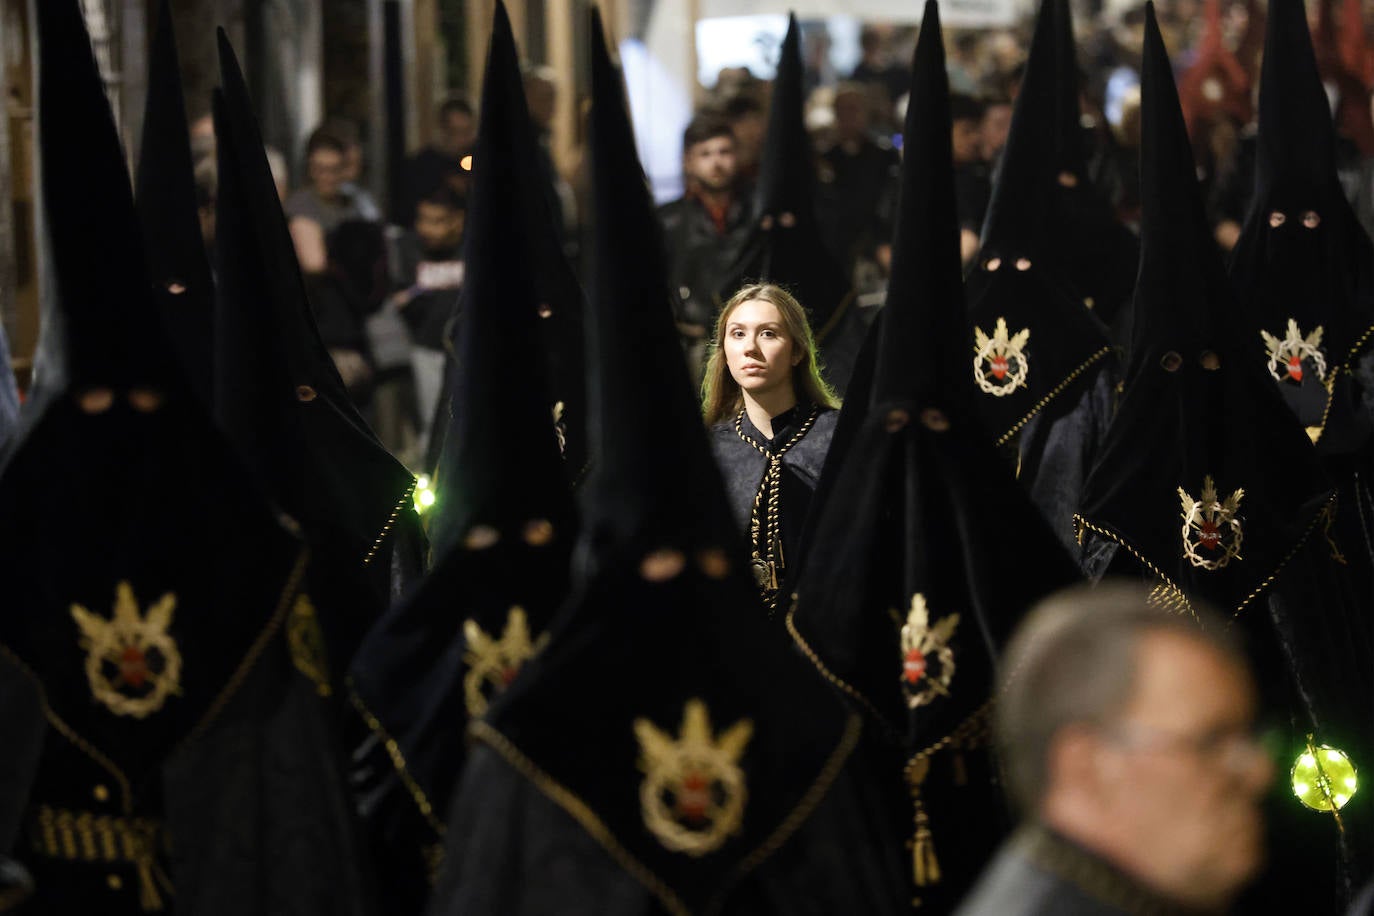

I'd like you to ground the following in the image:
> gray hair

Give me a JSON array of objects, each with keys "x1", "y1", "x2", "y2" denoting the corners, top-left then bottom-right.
[{"x1": 995, "y1": 580, "x2": 1245, "y2": 814}]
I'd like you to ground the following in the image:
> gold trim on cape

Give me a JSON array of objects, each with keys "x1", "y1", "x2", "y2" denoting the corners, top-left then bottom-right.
[{"x1": 470, "y1": 712, "x2": 862, "y2": 916}]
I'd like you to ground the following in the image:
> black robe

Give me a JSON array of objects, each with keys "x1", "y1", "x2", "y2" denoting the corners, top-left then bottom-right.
[
  {"x1": 708, "y1": 404, "x2": 838, "y2": 575},
  {"x1": 427, "y1": 742, "x2": 909, "y2": 916}
]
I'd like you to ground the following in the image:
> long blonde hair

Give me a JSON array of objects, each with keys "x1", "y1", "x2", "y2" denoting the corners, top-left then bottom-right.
[{"x1": 701, "y1": 283, "x2": 840, "y2": 425}]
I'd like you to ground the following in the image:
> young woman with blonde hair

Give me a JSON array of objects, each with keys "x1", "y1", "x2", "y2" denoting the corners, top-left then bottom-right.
[{"x1": 705, "y1": 283, "x2": 840, "y2": 610}]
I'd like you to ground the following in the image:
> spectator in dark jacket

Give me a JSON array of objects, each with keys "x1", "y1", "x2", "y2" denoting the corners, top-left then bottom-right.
[{"x1": 657, "y1": 114, "x2": 755, "y2": 381}]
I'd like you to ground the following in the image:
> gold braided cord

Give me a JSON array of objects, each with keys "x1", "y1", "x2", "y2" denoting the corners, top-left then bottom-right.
[
  {"x1": 1073, "y1": 495, "x2": 1336, "y2": 623},
  {"x1": 716, "y1": 713, "x2": 863, "y2": 909},
  {"x1": 473, "y1": 710, "x2": 862, "y2": 916},
  {"x1": 735, "y1": 407, "x2": 821, "y2": 610},
  {"x1": 179, "y1": 548, "x2": 309, "y2": 748},
  {"x1": 469, "y1": 719, "x2": 692, "y2": 916},
  {"x1": 1072, "y1": 515, "x2": 1197, "y2": 622},
  {"x1": 784, "y1": 601, "x2": 890, "y2": 727},
  {"x1": 995, "y1": 346, "x2": 1113, "y2": 448},
  {"x1": 1339, "y1": 318, "x2": 1374, "y2": 369},
  {"x1": 347, "y1": 680, "x2": 447, "y2": 837},
  {"x1": 363, "y1": 479, "x2": 419, "y2": 567},
  {"x1": 908, "y1": 702, "x2": 995, "y2": 765},
  {"x1": 0, "y1": 645, "x2": 134, "y2": 815}
]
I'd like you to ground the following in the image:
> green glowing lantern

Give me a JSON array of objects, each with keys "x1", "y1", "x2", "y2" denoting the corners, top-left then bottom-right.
[
  {"x1": 413, "y1": 475, "x2": 437, "y2": 514},
  {"x1": 1292, "y1": 741, "x2": 1357, "y2": 812}
]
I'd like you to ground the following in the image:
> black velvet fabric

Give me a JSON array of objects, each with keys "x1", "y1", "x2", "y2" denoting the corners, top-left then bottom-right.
[
  {"x1": 1082, "y1": 15, "x2": 1370, "y2": 907},
  {"x1": 424, "y1": 4, "x2": 580, "y2": 563},
  {"x1": 0, "y1": 655, "x2": 42, "y2": 858},
  {"x1": 1043, "y1": 0, "x2": 1140, "y2": 335},
  {"x1": 708, "y1": 406, "x2": 837, "y2": 581},
  {"x1": 792, "y1": 10, "x2": 1084, "y2": 911},
  {"x1": 441, "y1": 14, "x2": 874, "y2": 913},
  {"x1": 1227, "y1": 0, "x2": 1374, "y2": 448},
  {"x1": 160, "y1": 648, "x2": 376, "y2": 916},
  {"x1": 431, "y1": 740, "x2": 911, "y2": 916},
  {"x1": 964, "y1": 0, "x2": 1115, "y2": 448},
  {"x1": 213, "y1": 41, "x2": 414, "y2": 537},
  {"x1": 212, "y1": 42, "x2": 418, "y2": 673},
  {"x1": 1079, "y1": 8, "x2": 1334, "y2": 615},
  {"x1": 1015, "y1": 365, "x2": 1119, "y2": 557},
  {"x1": 349, "y1": 12, "x2": 579, "y2": 910},
  {"x1": 351, "y1": 528, "x2": 574, "y2": 905},
  {"x1": 134, "y1": 0, "x2": 215, "y2": 409}
]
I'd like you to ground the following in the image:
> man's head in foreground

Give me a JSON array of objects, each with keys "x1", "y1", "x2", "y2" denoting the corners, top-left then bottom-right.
[{"x1": 997, "y1": 582, "x2": 1273, "y2": 911}]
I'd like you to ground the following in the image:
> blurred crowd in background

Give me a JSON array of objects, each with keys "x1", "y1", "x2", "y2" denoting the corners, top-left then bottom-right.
[{"x1": 196, "y1": 0, "x2": 1374, "y2": 460}]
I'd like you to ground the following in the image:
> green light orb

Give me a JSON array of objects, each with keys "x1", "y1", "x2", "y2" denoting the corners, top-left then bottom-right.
[
  {"x1": 1291, "y1": 745, "x2": 1357, "y2": 812},
  {"x1": 414, "y1": 476, "x2": 437, "y2": 514}
]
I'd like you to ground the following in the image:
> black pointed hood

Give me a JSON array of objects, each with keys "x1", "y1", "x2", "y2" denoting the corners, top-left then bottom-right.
[
  {"x1": 1050, "y1": 0, "x2": 1087, "y2": 176},
  {"x1": 213, "y1": 33, "x2": 415, "y2": 563},
  {"x1": 348, "y1": 4, "x2": 577, "y2": 881},
  {"x1": 719, "y1": 16, "x2": 854, "y2": 362},
  {"x1": 0, "y1": 1, "x2": 309, "y2": 855},
  {"x1": 976, "y1": 0, "x2": 1057, "y2": 258},
  {"x1": 790, "y1": 5, "x2": 1081, "y2": 905},
  {"x1": 425, "y1": 1, "x2": 583, "y2": 561},
  {"x1": 1078, "y1": 3, "x2": 1331, "y2": 617},
  {"x1": 468, "y1": 11, "x2": 862, "y2": 911},
  {"x1": 135, "y1": 0, "x2": 214, "y2": 407},
  {"x1": 1047, "y1": 0, "x2": 1139, "y2": 330},
  {"x1": 965, "y1": 0, "x2": 1113, "y2": 448},
  {"x1": 27, "y1": 0, "x2": 182, "y2": 407},
  {"x1": 1227, "y1": 0, "x2": 1374, "y2": 445},
  {"x1": 574, "y1": 16, "x2": 740, "y2": 559}
]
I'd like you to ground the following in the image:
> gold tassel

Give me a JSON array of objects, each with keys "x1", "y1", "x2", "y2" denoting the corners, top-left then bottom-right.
[
  {"x1": 912, "y1": 806, "x2": 941, "y2": 887},
  {"x1": 906, "y1": 756, "x2": 940, "y2": 888}
]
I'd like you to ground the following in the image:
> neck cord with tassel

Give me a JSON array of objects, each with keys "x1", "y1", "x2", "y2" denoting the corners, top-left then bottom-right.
[{"x1": 735, "y1": 404, "x2": 820, "y2": 611}]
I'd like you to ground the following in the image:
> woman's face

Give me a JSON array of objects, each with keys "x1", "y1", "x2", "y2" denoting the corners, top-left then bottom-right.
[{"x1": 723, "y1": 299, "x2": 802, "y2": 398}]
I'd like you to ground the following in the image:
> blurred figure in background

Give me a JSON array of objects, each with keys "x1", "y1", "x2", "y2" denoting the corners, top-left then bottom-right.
[
  {"x1": 723, "y1": 93, "x2": 767, "y2": 183},
  {"x1": 658, "y1": 114, "x2": 755, "y2": 381},
  {"x1": 957, "y1": 583, "x2": 1273, "y2": 916},
  {"x1": 377, "y1": 185, "x2": 467, "y2": 462},
  {"x1": 396, "y1": 97, "x2": 476, "y2": 227},
  {"x1": 817, "y1": 82, "x2": 900, "y2": 279},
  {"x1": 287, "y1": 125, "x2": 387, "y2": 403},
  {"x1": 951, "y1": 92, "x2": 991, "y2": 262}
]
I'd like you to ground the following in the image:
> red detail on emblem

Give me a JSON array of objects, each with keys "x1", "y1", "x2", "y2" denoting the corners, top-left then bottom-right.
[
  {"x1": 119, "y1": 646, "x2": 150, "y2": 688},
  {"x1": 1286, "y1": 356, "x2": 1303, "y2": 382},
  {"x1": 1199, "y1": 520, "x2": 1221, "y2": 550},
  {"x1": 677, "y1": 771, "x2": 710, "y2": 823},
  {"x1": 904, "y1": 648, "x2": 927, "y2": 684},
  {"x1": 500, "y1": 667, "x2": 519, "y2": 687},
  {"x1": 990, "y1": 356, "x2": 1009, "y2": 380}
]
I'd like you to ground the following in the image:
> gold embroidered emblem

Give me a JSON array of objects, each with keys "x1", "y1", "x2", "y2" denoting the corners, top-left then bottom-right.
[
  {"x1": 1261, "y1": 319, "x2": 1326, "y2": 384},
  {"x1": 634, "y1": 699, "x2": 752, "y2": 856},
  {"x1": 1178, "y1": 476, "x2": 1245, "y2": 570},
  {"x1": 71, "y1": 582, "x2": 182, "y2": 719},
  {"x1": 972, "y1": 317, "x2": 1031, "y2": 396},
  {"x1": 462, "y1": 607, "x2": 549, "y2": 717},
  {"x1": 900, "y1": 594, "x2": 960, "y2": 709},
  {"x1": 287, "y1": 594, "x2": 331, "y2": 697}
]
